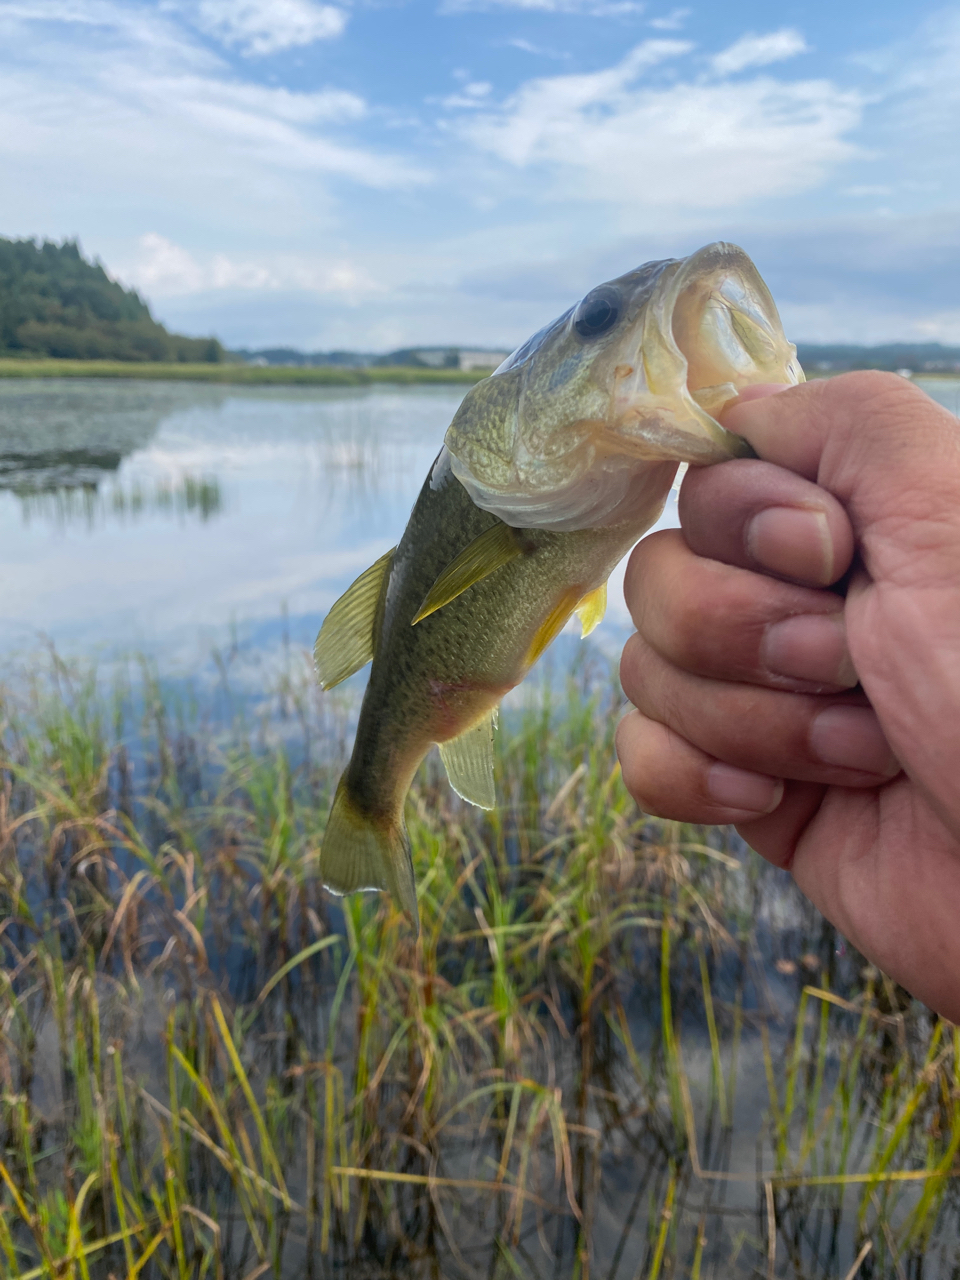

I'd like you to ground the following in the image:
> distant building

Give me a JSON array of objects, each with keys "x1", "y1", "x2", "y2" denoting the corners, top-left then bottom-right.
[
  {"x1": 459, "y1": 350, "x2": 510, "y2": 372},
  {"x1": 412, "y1": 349, "x2": 451, "y2": 368}
]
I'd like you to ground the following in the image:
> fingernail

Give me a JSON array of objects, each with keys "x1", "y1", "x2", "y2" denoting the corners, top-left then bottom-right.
[
  {"x1": 809, "y1": 706, "x2": 900, "y2": 776},
  {"x1": 761, "y1": 614, "x2": 858, "y2": 688},
  {"x1": 746, "y1": 506, "x2": 834, "y2": 585},
  {"x1": 706, "y1": 762, "x2": 784, "y2": 813}
]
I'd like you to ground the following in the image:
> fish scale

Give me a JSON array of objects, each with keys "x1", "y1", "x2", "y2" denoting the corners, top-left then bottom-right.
[{"x1": 314, "y1": 242, "x2": 803, "y2": 931}]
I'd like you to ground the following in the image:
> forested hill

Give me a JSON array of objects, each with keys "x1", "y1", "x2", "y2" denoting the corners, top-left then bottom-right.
[{"x1": 0, "y1": 237, "x2": 222, "y2": 362}]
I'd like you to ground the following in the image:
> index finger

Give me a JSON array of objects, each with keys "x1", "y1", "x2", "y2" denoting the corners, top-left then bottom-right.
[{"x1": 720, "y1": 371, "x2": 959, "y2": 511}]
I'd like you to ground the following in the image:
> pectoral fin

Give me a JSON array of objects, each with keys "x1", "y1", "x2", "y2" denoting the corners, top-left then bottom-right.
[
  {"x1": 575, "y1": 582, "x2": 607, "y2": 638},
  {"x1": 314, "y1": 548, "x2": 394, "y2": 690},
  {"x1": 412, "y1": 523, "x2": 525, "y2": 625},
  {"x1": 439, "y1": 709, "x2": 498, "y2": 810}
]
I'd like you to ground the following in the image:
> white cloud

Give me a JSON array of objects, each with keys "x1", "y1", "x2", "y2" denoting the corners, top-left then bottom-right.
[
  {"x1": 711, "y1": 28, "x2": 809, "y2": 76},
  {"x1": 442, "y1": 81, "x2": 493, "y2": 108},
  {"x1": 844, "y1": 184, "x2": 893, "y2": 197},
  {"x1": 126, "y1": 233, "x2": 384, "y2": 299},
  {"x1": 648, "y1": 7, "x2": 687, "y2": 30},
  {"x1": 909, "y1": 312, "x2": 960, "y2": 344},
  {"x1": 441, "y1": 0, "x2": 643, "y2": 15},
  {"x1": 0, "y1": 0, "x2": 426, "y2": 209},
  {"x1": 506, "y1": 37, "x2": 570, "y2": 58},
  {"x1": 459, "y1": 41, "x2": 859, "y2": 208},
  {"x1": 186, "y1": 0, "x2": 346, "y2": 56}
]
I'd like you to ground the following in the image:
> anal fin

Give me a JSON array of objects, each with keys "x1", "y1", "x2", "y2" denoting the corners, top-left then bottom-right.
[
  {"x1": 314, "y1": 548, "x2": 394, "y2": 690},
  {"x1": 439, "y1": 709, "x2": 498, "y2": 810},
  {"x1": 575, "y1": 582, "x2": 607, "y2": 637},
  {"x1": 524, "y1": 587, "x2": 582, "y2": 667},
  {"x1": 413, "y1": 523, "x2": 525, "y2": 625}
]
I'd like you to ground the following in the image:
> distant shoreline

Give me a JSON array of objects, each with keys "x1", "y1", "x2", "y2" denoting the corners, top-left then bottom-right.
[
  {"x1": 1, "y1": 358, "x2": 957, "y2": 386},
  {"x1": 0, "y1": 359, "x2": 491, "y2": 385}
]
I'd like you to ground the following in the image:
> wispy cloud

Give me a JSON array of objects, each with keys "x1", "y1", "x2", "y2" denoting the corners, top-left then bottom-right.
[
  {"x1": 506, "y1": 37, "x2": 571, "y2": 58},
  {"x1": 184, "y1": 0, "x2": 347, "y2": 55},
  {"x1": 125, "y1": 233, "x2": 384, "y2": 298},
  {"x1": 442, "y1": 81, "x2": 493, "y2": 108},
  {"x1": 456, "y1": 40, "x2": 859, "y2": 209},
  {"x1": 441, "y1": 0, "x2": 643, "y2": 16},
  {"x1": 648, "y1": 7, "x2": 687, "y2": 30},
  {"x1": 0, "y1": 0, "x2": 427, "y2": 215},
  {"x1": 710, "y1": 28, "x2": 809, "y2": 76}
]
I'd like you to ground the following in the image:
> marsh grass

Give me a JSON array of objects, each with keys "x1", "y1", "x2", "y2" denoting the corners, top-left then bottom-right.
[
  {"x1": 0, "y1": 361, "x2": 488, "y2": 386},
  {"x1": 14, "y1": 475, "x2": 222, "y2": 528},
  {"x1": 0, "y1": 648, "x2": 957, "y2": 1278}
]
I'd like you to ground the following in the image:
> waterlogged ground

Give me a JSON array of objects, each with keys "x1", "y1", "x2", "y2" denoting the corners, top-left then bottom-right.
[{"x1": 0, "y1": 377, "x2": 959, "y2": 1279}]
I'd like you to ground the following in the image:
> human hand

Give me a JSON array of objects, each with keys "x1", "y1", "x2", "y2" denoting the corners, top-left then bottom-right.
[{"x1": 615, "y1": 372, "x2": 960, "y2": 1020}]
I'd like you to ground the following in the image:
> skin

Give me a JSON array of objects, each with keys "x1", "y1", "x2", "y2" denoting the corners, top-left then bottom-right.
[{"x1": 615, "y1": 371, "x2": 960, "y2": 1022}]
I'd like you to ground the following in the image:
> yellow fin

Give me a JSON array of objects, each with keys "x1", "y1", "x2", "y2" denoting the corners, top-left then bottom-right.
[
  {"x1": 314, "y1": 548, "x2": 394, "y2": 690},
  {"x1": 525, "y1": 587, "x2": 582, "y2": 667},
  {"x1": 412, "y1": 523, "x2": 524, "y2": 625},
  {"x1": 320, "y1": 777, "x2": 418, "y2": 932},
  {"x1": 575, "y1": 582, "x2": 607, "y2": 638},
  {"x1": 439, "y1": 709, "x2": 498, "y2": 810}
]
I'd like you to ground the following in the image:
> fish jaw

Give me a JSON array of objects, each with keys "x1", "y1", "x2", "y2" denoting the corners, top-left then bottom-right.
[
  {"x1": 611, "y1": 242, "x2": 803, "y2": 460},
  {"x1": 445, "y1": 242, "x2": 802, "y2": 532}
]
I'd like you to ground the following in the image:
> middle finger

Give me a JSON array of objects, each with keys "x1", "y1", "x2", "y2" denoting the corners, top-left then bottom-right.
[
  {"x1": 625, "y1": 529, "x2": 858, "y2": 694},
  {"x1": 620, "y1": 628, "x2": 900, "y2": 786}
]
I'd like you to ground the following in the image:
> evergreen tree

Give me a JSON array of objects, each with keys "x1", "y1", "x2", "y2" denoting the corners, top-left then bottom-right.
[{"x1": 0, "y1": 236, "x2": 222, "y2": 362}]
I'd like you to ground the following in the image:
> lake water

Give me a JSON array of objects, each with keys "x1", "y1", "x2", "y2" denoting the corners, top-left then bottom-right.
[
  {"x1": 3, "y1": 375, "x2": 958, "y2": 1277},
  {"x1": 0, "y1": 376, "x2": 956, "y2": 682}
]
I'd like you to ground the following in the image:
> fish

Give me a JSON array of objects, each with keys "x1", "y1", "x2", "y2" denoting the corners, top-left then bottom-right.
[{"x1": 313, "y1": 242, "x2": 802, "y2": 931}]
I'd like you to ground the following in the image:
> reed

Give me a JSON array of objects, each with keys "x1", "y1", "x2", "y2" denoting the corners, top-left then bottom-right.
[{"x1": 0, "y1": 648, "x2": 955, "y2": 1278}]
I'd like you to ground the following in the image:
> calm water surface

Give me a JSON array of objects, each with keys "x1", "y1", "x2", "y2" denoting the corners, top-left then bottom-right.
[
  {"x1": 3, "y1": 378, "x2": 959, "y2": 1276},
  {"x1": 0, "y1": 378, "x2": 661, "y2": 672},
  {"x1": 0, "y1": 376, "x2": 955, "y2": 676}
]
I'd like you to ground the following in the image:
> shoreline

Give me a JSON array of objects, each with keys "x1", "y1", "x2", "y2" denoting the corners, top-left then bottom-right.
[
  {"x1": 1, "y1": 358, "x2": 958, "y2": 386},
  {"x1": 0, "y1": 358, "x2": 491, "y2": 384}
]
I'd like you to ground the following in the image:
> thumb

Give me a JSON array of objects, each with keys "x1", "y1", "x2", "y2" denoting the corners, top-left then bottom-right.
[{"x1": 721, "y1": 372, "x2": 960, "y2": 586}]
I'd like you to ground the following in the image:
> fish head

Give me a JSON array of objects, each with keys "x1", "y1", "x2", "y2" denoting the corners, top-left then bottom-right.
[{"x1": 444, "y1": 242, "x2": 803, "y2": 530}]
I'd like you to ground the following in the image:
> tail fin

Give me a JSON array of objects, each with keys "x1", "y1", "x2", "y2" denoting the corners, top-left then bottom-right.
[{"x1": 320, "y1": 777, "x2": 419, "y2": 933}]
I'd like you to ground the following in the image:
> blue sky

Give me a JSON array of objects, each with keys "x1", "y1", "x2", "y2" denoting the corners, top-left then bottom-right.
[{"x1": 2, "y1": 0, "x2": 959, "y2": 350}]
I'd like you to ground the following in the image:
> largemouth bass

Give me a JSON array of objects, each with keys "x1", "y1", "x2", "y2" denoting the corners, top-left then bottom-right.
[{"x1": 314, "y1": 243, "x2": 802, "y2": 930}]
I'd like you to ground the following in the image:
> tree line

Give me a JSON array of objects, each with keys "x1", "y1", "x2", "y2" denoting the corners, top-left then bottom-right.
[{"x1": 0, "y1": 236, "x2": 222, "y2": 362}]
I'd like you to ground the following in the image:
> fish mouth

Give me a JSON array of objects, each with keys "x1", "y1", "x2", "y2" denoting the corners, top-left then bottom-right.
[{"x1": 614, "y1": 242, "x2": 803, "y2": 462}]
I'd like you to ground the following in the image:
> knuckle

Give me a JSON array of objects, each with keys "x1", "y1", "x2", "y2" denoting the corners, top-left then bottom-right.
[{"x1": 828, "y1": 370, "x2": 928, "y2": 428}]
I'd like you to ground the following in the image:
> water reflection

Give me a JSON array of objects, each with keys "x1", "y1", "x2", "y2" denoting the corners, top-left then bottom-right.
[
  {"x1": 0, "y1": 376, "x2": 954, "y2": 667},
  {"x1": 16, "y1": 474, "x2": 222, "y2": 527},
  {"x1": 0, "y1": 380, "x2": 462, "y2": 662},
  {"x1": 0, "y1": 378, "x2": 180, "y2": 486}
]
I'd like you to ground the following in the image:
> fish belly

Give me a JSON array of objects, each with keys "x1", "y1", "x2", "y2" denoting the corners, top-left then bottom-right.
[{"x1": 343, "y1": 452, "x2": 644, "y2": 826}]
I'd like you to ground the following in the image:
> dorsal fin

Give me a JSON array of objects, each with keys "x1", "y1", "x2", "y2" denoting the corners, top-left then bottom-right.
[
  {"x1": 412, "y1": 523, "x2": 526, "y2": 625},
  {"x1": 575, "y1": 581, "x2": 607, "y2": 637},
  {"x1": 314, "y1": 548, "x2": 394, "y2": 690},
  {"x1": 438, "y1": 709, "x2": 498, "y2": 810}
]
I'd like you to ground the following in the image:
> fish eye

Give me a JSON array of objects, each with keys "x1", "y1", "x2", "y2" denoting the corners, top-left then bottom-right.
[{"x1": 574, "y1": 287, "x2": 621, "y2": 339}]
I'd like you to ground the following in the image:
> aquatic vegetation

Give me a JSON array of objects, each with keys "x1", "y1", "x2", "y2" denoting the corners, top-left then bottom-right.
[
  {"x1": 0, "y1": 360, "x2": 488, "y2": 385},
  {"x1": 0, "y1": 649, "x2": 956, "y2": 1278},
  {"x1": 15, "y1": 474, "x2": 222, "y2": 528}
]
